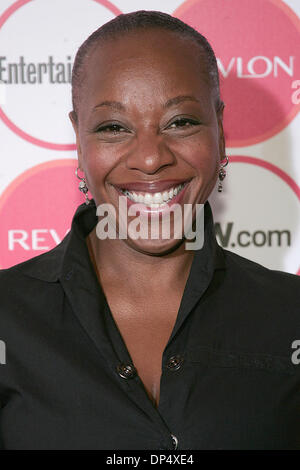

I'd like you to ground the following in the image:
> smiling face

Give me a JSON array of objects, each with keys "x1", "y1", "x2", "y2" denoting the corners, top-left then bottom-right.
[{"x1": 69, "y1": 28, "x2": 225, "y2": 255}]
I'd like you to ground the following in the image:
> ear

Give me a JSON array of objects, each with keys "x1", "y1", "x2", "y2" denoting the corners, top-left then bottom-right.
[
  {"x1": 216, "y1": 101, "x2": 226, "y2": 161},
  {"x1": 69, "y1": 110, "x2": 83, "y2": 169}
]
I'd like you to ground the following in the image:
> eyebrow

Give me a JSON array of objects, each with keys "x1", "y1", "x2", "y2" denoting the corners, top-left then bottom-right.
[
  {"x1": 93, "y1": 101, "x2": 126, "y2": 112},
  {"x1": 163, "y1": 95, "x2": 200, "y2": 109},
  {"x1": 92, "y1": 95, "x2": 200, "y2": 112}
]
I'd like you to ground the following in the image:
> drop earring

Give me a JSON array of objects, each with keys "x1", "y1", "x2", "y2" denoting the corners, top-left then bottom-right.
[
  {"x1": 218, "y1": 155, "x2": 229, "y2": 193},
  {"x1": 75, "y1": 167, "x2": 91, "y2": 205}
]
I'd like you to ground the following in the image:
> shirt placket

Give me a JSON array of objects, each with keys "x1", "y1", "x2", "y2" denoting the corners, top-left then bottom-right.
[
  {"x1": 59, "y1": 199, "x2": 222, "y2": 450},
  {"x1": 101, "y1": 300, "x2": 183, "y2": 450},
  {"x1": 101, "y1": 262, "x2": 215, "y2": 450}
]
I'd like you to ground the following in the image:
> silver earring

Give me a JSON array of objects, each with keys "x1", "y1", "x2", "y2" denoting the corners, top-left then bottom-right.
[
  {"x1": 218, "y1": 155, "x2": 229, "y2": 193},
  {"x1": 75, "y1": 167, "x2": 91, "y2": 205}
]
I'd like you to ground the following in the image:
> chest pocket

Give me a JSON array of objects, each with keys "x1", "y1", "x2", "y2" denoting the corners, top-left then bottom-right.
[{"x1": 187, "y1": 346, "x2": 297, "y2": 375}]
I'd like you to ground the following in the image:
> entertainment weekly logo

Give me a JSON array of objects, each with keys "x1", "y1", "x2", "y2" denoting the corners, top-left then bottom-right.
[
  {"x1": 0, "y1": 0, "x2": 122, "y2": 150},
  {"x1": 0, "y1": 56, "x2": 73, "y2": 85},
  {"x1": 174, "y1": 0, "x2": 300, "y2": 146}
]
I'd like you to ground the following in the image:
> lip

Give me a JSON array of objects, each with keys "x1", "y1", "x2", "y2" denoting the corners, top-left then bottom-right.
[
  {"x1": 112, "y1": 179, "x2": 191, "y2": 215},
  {"x1": 110, "y1": 178, "x2": 191, "y2": 194}
]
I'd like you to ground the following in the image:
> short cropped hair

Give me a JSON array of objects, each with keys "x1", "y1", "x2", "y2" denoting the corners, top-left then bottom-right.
[{"x1": 71, "y1": 10, "x2": 222, "y2": 120}]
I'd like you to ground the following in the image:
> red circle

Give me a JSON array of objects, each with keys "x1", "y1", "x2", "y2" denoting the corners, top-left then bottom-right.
[
  {"x1": 0, "y1": 0, "x2": 122, "y2": 150},
  {"x1": 0, "y1": 159, "x2": 83, "y2": 268},
  {"x1": 174, "y1": 0, "x2": 300, "y2": 147}
]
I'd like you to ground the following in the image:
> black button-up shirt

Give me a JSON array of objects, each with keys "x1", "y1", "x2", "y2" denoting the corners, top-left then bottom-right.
[{"x1": 0, "y1": 199, "x2": 300, "y2": 450}]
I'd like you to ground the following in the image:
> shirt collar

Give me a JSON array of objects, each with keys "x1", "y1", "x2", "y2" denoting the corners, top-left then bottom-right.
[{"x1": 14, "y1": 198, "x2": 226, "y2": 284}]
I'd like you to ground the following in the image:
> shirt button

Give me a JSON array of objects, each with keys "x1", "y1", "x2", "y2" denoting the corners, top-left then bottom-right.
[
  {"x1": 65, "y1": 269, "x2": 73, "y2": 280},
  {"x1": 117, "y1": 363, "x2": 137, "y2": 379},
  {"x1": 166, "y1": 355, "x2": 184, "y2": 371},
  {"x1": 171, "y1": 434, "x2": 178, "y2": 450}
]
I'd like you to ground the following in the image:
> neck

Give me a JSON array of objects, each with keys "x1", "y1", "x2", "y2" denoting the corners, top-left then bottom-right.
[{"x1": 86, "y1": 229, "x2": 195, "y2": 295}]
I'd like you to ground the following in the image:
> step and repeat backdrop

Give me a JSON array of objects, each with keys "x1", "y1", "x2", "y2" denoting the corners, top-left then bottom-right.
[{"x1": 0, "y1": 0, "x2": 299, "y2": 274}]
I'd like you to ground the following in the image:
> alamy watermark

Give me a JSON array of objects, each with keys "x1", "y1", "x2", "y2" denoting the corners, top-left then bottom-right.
[
  {"x1": 291, "y1": 340, "x2": 300, "y2": 365},
  {"x1": 0, "y1": 340, "x2": 6, "y2": 365},
  {"x1": 291, "y1": 79, "x2": 300, "y2": 104},
  {"x1": 94, "y1": 197, "x2": 205, "y2": 250}
]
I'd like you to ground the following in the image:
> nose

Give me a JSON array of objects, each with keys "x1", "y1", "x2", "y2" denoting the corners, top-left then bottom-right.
[{"x1": 125, "y1": 131, "x2": 175, "y2": 174}]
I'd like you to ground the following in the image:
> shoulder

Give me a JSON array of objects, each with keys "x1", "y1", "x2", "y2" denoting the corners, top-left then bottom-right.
[
  {"x1": 212, "y1": 247, "x2": 300, "y2": 357},
  {"x1": 220, "y1": 247, "x2": 300, "y2": 324},
  {"x1": 0, "y1": 234, "x2": 71, "y2": 320},
  {"x1": 0, "y1": 251, "x2": 68, "y2": 343},
  {"x1": 222, "y1": 246, "x2": 300, "y2": 291}
]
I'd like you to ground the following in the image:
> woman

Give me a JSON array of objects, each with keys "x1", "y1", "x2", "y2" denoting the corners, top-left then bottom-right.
[{"x1": 0, "y1": 10, "x2": 299, "y2": 450}]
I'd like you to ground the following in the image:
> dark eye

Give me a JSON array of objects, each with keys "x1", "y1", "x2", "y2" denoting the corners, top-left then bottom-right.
[
  {"x1": 168, "y1": 118, "x2": 200, "y2": 129},
  {"x1": 96, "y1": 123, "x2": 128, "y2": 134}
]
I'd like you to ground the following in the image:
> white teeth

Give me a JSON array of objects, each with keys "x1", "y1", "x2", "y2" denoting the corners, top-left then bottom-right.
[
  {"x1": 162, "y1": 191, "x2": 169, "y2": 201},
  {"x1": 131, "y1": 192, "x2": 138, "y2": 202},
  {"x1": 153, "y1": 192, "x2": 163, "y2": 204},
  {"x1": 144, "y1": 193, "x2": 152, "y2": 205},
  {"x1": 120, "y1": 182, "x2": 186, "y2": 206}
]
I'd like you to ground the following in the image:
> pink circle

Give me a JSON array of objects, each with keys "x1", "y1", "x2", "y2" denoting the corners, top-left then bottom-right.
[
  {"x1": 0, "y1": 159, "x2": 87, "y2": 268},
  {"x1": 230, "y1": 155, "x2": 300, "y2": 275},
  {"x1": 0, "y1": 0, "x2": 122, "y2": 150},
  {"x1": 174, "y1": 0, "x2": 300, "y2": 147}
]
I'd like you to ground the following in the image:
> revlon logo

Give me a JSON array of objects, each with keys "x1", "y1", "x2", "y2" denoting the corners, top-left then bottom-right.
[
  {"x1": 0, "y1": 159, "x2": 81, "y2": 268},
  {"x1": 217, "y1": 56, "x2": 295, "y2": 78},
  {"x1": 8, "y1": 229, "x2": 70, "y2": 251},
  {"x1": 175, "y1": 0, "x2": 300, "y2": 145}
]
